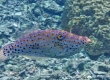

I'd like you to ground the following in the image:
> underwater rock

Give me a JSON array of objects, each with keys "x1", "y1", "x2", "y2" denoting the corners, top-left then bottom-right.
[
  {"x1": 54, "y1": 0, "x2": 66, "y2": 5},
  {"x1": 98, "y1": 65, "x2": 110, "y2": 72},
  {"x1": 0, "y1": 0, "x2": 63, "y2": 48},
  {"x1": 28, "y1": 0, "x2": 37, "y2": 3},
  {"x1": 106, "y1": 73, "x2": 110, "y2": 80},
  {"x1": 32, "y1": 8, "x2": 41, "y2": 17},
  {"x1": 43, "y1": 1, "x2": 63, "y2": 15},
  {"x1": 61, "y1": 0, "x2": 110, "y2": 56}
]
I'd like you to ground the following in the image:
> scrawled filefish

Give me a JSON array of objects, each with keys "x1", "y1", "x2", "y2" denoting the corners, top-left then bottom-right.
[{"x1": 0, "y1": 30, "x2": 91, "y2": 61}]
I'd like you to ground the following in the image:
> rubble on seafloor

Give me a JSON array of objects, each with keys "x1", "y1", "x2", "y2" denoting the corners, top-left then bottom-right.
[
  {"x1": 0, "y1": 52, "x2": 110, "y2": 80},
  {"x1": 0, "y1": 0, "x2": 63, "y2": 47}
]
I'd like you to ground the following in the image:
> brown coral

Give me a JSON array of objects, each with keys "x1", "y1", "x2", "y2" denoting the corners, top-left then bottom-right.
[{"x1": 61, "y1": 0, "x2": 110, "y2": 56}]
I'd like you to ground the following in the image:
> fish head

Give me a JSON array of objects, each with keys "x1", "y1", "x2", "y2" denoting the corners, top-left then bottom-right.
[{"x1": 55, "y1": 30, "x2": 91, "y2": 54}]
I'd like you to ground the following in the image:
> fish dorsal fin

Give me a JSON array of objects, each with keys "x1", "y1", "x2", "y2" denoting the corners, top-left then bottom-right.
[{"x1": 15, "y1": 26, "x2": 41, "y2": 40}]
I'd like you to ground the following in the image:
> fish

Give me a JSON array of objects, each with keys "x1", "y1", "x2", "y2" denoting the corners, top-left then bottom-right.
[{"x1": 0, "y1": 30, "x2": 91, "y2": 61}]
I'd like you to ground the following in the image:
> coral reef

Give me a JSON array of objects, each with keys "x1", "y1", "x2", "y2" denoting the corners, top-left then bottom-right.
[
  {"x1": 0, "y1": 52, "x2": 110, "y2": 80},
  {"x1": 0, "y1": 0, "x2": 110, "y2": 80},
  {"x1": 0, "y1": 0, "x2": 63, "y2": 47},
  {"x1": 61, "y1": 0, "x2": 110, "y2": 56}
]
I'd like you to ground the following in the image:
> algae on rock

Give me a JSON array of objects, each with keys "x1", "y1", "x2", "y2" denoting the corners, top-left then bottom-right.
[{"x1": 61, "y1": 0, "x2": 110, "y2": 56}]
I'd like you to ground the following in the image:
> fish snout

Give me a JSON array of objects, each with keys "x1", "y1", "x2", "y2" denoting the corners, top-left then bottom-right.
[{"x1": 84, "y1": 37, "x2": 91, "y2": 43}]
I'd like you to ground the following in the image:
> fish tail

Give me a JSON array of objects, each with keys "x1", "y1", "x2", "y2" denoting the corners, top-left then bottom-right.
[{"x1": 0, "y1": 49, "x2": 9, "y2": 62}]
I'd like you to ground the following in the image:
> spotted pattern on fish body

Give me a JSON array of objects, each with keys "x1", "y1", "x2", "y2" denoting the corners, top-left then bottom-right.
[{"x1": 0, "y1": 30, "x2": 91, "y2": 61}]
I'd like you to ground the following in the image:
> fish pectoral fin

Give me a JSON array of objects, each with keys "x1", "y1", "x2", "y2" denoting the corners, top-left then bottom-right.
[
  {"x1": 21, "y1": 55, "x2": 32, "y2": 59},
  {"x1": 21, "y1": 55, "x2": 49, "y2": 61},
  {"x1": 21, "y1": 55, "x2": 37, "y2": 60},
  {"x1": 21, "y1": 55, "x2": 50, "y2": 64}
]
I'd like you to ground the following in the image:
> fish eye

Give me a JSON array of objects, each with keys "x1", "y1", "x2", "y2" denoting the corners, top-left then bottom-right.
[{"x1": 57, "y1": 34, "x2": 64, "y2": 41}]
